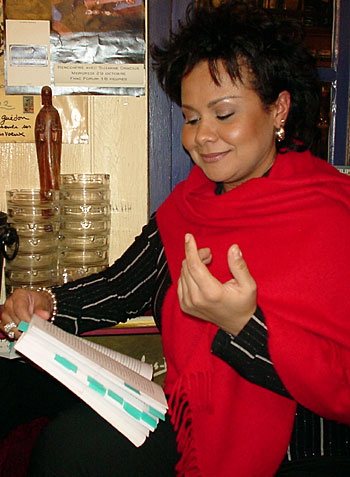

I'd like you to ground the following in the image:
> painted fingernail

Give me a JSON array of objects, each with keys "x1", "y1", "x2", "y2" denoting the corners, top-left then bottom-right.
[{"x1": 232, "y1": 244, "x2": 242, "y2": 259}]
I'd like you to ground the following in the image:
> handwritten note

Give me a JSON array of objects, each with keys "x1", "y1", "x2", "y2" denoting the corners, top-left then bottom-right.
[{"x1": 0, "y1": 111, "x2": 35, "y2": 139}]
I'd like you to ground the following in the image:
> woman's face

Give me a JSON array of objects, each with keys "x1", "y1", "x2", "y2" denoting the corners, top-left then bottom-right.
[{"x1": 181, "y1": 60, "x2": 288, "y2": 192}]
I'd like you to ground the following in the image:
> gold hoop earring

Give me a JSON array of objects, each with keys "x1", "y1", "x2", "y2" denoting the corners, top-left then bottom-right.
[{"x1": 275, "y1": 120, "x2": 285, "y2": 143}]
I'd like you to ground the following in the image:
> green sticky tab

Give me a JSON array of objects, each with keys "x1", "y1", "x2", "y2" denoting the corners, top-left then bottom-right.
[
  {"x1": 18, "y1": 321, "x2": 29, "y2": 333},
  {"x1": 54, "y1": 354, "x2": 77, "y2": 373},
  {"x1": 107, "y1": 389, "x2": 123, "y2": 405},
  {"x1": 124, "y1": 382, "x2": 140, "y2": 395},
  {"x1": 123, "y1": 402, "x2": 141, "y2": 420},
  {"x1": 141, "y1": 412, "x2": 157, "y2": 429},
  {"x1": 87, "y1": 376, "x2": 106, "y2": 396},
  {"x1": 149, "y1": 406, "x2": 165, "y2": 421}
]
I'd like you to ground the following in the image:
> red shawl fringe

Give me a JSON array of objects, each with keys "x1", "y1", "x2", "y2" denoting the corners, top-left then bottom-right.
[{"x1": 167, "y1": 371, "x2": 213, "y2": 476}]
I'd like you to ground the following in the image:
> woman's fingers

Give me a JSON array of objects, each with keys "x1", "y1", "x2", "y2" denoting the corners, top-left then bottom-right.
[
  {"x1": 177, "y1": 235, "x2": 257, "y2": 335},
  {"x1": 227, "y1": 244, "x2": 257, "y2": 292},
  {"x1": 1, "y1": 289, "x2": 51, "y2": 340}
]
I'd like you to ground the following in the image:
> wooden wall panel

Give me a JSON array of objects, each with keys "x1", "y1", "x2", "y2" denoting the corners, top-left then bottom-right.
[{"x1": 90, "y1": 95, "x2": 148, "y2": 263}]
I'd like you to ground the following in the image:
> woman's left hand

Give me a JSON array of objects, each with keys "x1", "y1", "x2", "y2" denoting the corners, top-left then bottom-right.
[{"x1": 177, "y1": 233, "x2": 257, "y2": 336}]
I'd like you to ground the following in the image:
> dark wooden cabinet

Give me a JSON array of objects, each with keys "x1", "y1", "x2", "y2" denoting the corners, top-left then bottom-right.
[{"x1": 148, "y1": 0, "x2": 350, "y2": 213}]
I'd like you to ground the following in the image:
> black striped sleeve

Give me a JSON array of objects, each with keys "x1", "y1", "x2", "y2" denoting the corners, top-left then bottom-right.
[
  {"x1": 53, "y1": 215, "x2": 162, "y2": 335},
  {"x1": 211, "y1": 306, "x2": 292, "y2": 398}
]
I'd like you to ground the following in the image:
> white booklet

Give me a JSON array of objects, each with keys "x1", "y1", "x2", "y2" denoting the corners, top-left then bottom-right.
[{"x1": 14, "y1": 315, "x2": 168, "y2": 447}]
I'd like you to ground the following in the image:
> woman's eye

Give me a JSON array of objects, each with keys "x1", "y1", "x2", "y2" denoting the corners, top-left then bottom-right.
[
  {"x1": 185, "y1": 117, "x2": 199, "y2": 125},
  {"x1": 217, "y1": 112, "x2": 234, "y2": 120}
]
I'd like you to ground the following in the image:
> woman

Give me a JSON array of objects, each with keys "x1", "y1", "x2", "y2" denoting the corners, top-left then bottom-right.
[{"x1": 2, "y1": 1, "x2": 350, "y2": 475}]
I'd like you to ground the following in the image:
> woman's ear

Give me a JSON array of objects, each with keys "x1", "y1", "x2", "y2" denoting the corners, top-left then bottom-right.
[{"x1": 274, "y1": 90, "x2": 291, "y2": 126}]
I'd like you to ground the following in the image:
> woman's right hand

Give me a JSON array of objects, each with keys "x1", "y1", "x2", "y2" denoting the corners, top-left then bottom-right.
[{"x1": 0, "y1": 289, "x2": 52, "y2": 340}]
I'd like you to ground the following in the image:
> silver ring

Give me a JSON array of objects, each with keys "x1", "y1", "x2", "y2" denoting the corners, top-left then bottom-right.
[{"x1": 4, "y1": 321, "x2": 17, "y2": 335}]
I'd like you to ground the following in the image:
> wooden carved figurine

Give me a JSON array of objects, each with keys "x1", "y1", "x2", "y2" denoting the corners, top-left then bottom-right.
[{"x1": 35, "y1": 86, "x2": 62, "y2": 192}]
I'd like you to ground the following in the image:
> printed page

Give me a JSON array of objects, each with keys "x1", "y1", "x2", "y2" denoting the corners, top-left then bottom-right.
[
  {"x1": 15, "y1": 315, "x2": 167, "y2": 409},
  {"x1": 82, "y1": 336, "x2": 153, "y2": 380},
  {"x1": 15, "y1": 334, "x2": 148, "y2": 447}
]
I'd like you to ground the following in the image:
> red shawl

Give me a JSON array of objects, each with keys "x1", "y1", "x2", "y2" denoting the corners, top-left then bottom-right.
[{"x1": 156, "y1": 150, "x2": 350, "y2": 476}]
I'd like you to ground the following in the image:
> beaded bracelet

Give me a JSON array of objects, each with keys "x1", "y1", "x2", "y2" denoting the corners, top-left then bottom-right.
[{"x1": 37, "y1": 287, "x2": 58, "y2": 324}]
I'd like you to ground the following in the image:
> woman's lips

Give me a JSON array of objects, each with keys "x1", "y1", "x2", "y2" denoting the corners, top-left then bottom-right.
[{"x1": 200, "y1": 151, "x2": 229, "y2": 163}]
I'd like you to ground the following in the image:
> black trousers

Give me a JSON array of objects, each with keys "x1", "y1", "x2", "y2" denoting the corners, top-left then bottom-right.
[
  {"x1": 1, "y1": 357, "x2": 179, "y2": 476},
  {"x1": 276, "y1": 457, "x2": 350, "y2": 476},
  {"x1": 2, "y1": 357, "x2": 350, "y2": 476}
]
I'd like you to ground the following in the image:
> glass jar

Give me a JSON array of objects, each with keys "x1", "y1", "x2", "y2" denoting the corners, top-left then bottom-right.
[
  {"x1": 60, "y1": 173, "x2": 110, "y2": 189},
  {"x1": 58, "y1": 174, "x2": 111, "y2": 284},
  {"x1": 5, "y1": 189, "x2": 60, "y2": 293},
  {"x1": 6, "y1": 189, "x2": 60, "y2": 221}
]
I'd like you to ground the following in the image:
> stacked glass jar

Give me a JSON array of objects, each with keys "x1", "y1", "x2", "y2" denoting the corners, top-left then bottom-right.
[
  {"x1": 58, "y1": 174, "x2": 111, "y2": 284},
  {"x1": 5, "y1": 189, "x2": 60, "y2": 293}
]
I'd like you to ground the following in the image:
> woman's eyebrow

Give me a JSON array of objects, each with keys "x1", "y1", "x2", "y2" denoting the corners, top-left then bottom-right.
[
  {"x1": 207, "y1": 95, "x2": 241, "y2": 108},
  {"x1": 182, "y1": 95, "x2": 241, "y2": 111}
]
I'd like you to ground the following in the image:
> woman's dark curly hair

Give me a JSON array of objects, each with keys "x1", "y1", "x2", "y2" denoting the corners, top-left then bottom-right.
[{"x1": 151, "y1": 0, "x2": 321, "y2": 152}]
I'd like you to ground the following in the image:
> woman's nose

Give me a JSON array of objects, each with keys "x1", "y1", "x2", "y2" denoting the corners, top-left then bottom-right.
[{"x1": 195, "y1": 120, "x2": 217, "y2": 145}]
